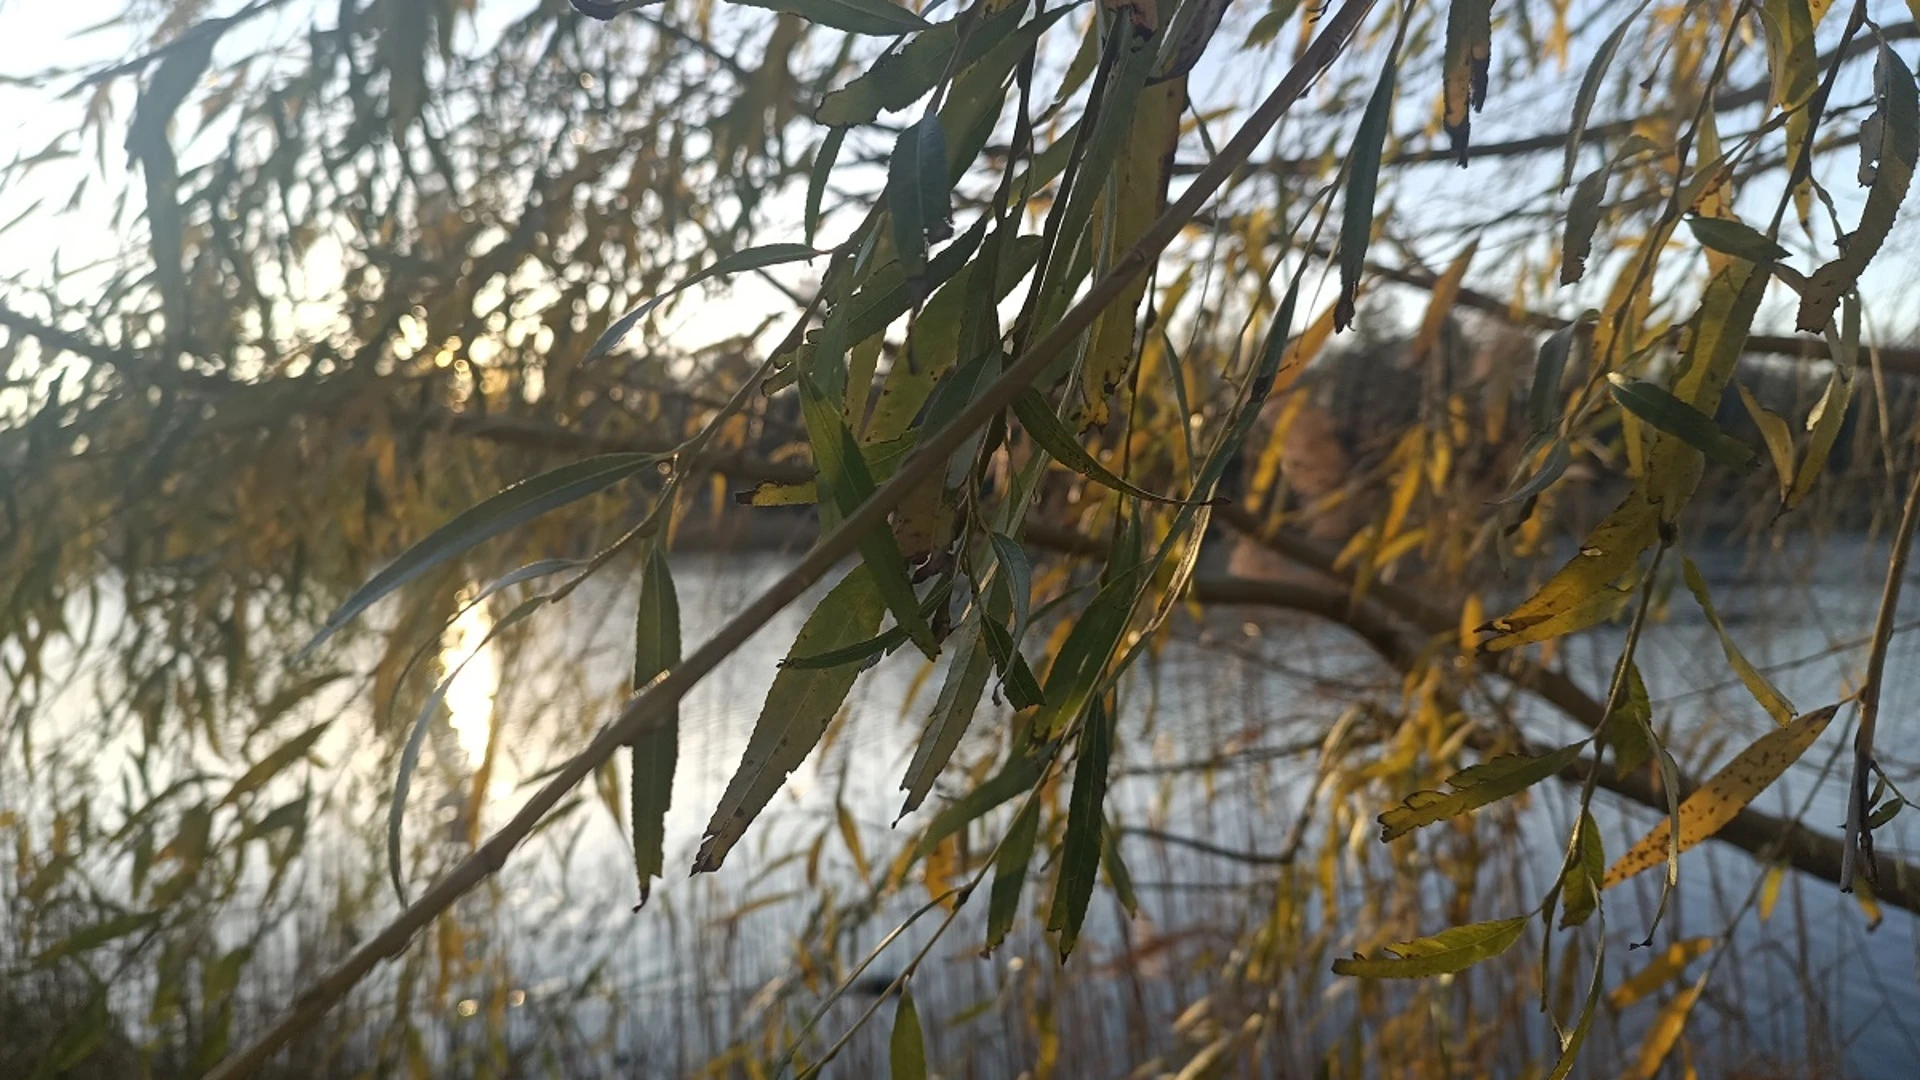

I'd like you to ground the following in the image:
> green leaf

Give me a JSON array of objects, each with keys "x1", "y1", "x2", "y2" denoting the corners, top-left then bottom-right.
[
  {"x1": 33, "y1": 910, "x2": 163, "y2": 967},
  {"x1": 1102, "y1": 815, "x2": 1137, "y2": 917},
  {"x1": 898, "y1": 617, "x2": 994, "y2": 816},
  {"x1": 1680, "y1": 555, "x2": 1796, "y2": 726},
  {"x1": 591, "y1": 244, "x2": 821, "y2": 357},
  {"x1": 301, "y1": 455, "x2": 657, "y2": 657},
  {"x1": 912, "y1": 750, "x2": 1043, "y2": 857},
  {"x1": 799, "y1": 376, "x2": 940, "y2": 659},
  {"x1": 695, "y1": 568, "x2": 886, "y2": 871},
  {"x1": 987, "y1": 532, "x2": 1032, "y2": 644},
  {"x1": 1684, "y1": 215, "x2": 1789, "y2": 263},
  {"x1": 1607, "y1": 374, "x2": 1754, "y2": 468},
  {"x1": 1560, "y1": 160, "x2": 1613, "y2": 285},
  {"x1": 1332, "y1": 915, "x2": 1528, "y2": 979},
  {"x1": 805, "y1": 128, "x2": 846, "y2": 245},
  {"x1": 816, "y1": 4, "x2": 1036, "y2": 126},
  {"x1": 1031, "y1": 564, "x2": 1145, "y2": 740},
  {"x1": 890, "y1": 985, "x2": 928, "y2": 1080},
  {"x1": 784, "y1": 579, "x2": 952, "y2": 669},
  {"x1": 1796, "y1": 44, "x2": 1918, "y2": 331},
  {"x1": 390, "y1": 595, "x2": 546, "y2": 904},
  {"x1": 980, "y1": 616, "x2": 1045, "y2": 709},
  {"x1": 1605, "y1": 661, "x2": 1655, "y2": 776},
  {"x1": 1336, "y1": 51, "x2": 1397, "y2": 331},
  {"x1": 1562, "y1": 0, "x2": 1650, "y2": 188},
  {"x1": 885, "y1": 113, "x2": 954, "y2": 286},
  {"x1": 985, "y1": 796, "x2": 1041, "y2": 953},
  {"x1": 1605, "y1": 703, "x2": 1840, "y2": 887},
  {"x1": 630, "y1": 545, "x2": 681, "y2": 907},
  {"x1": 219, "y1": 719, "x2": 331, "y2": 807},
  {"x1": 1048, "y1": 697, "x2": 1113, "y2": 961},
  {"x1": 1868, "y1": 796, "x2": 1906, "y2": 830},
  {"x1": 726, "y1": 0, "x2": 930, "y2": 35},
  {"x1": 1495, "y1": 434, "x2": 1570, "y2": 506},
  {"x1": 1559, "y1": 811, "x2": 1605, "y2": 928},
  {"x1": 1013, "y1": 391, "x2": 1202, "y2": 505},
  {"x1": 1545, "y1": 929, "x2": 1606, "y2": 1080},
  {"x1": 1378, "y1": 742, "x2": 1585, "y2": 841}
]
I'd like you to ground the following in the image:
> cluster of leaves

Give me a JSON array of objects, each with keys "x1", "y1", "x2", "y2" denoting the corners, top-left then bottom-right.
[{"x1": 6, "y1": 0, "x2": 1920, "y2": 1075}]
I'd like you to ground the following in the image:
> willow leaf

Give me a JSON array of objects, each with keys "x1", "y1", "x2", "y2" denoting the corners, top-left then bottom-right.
[
  {"x1": 1441, "y1": 0, "x2": 1492, "y2": 163},
  {"x1": 1607, "y1": 374, "x2": 1754, "y2": 468},
  {"x1": 302, "y1": 454, "x2": 657, "y2": 657},
  {"x1": 1048, "y1": 698, "x2": 1112, "y2": 961},
  {"x1": 630, "y1": 545, "x2": 681, "y2": 907},
  {"x1": 1562, "y1": 1, "x2": 1651, "y2": 188},
  {"x1": 591, "y1": 244, "x2": 820, "y2": 358},
  {"x1": 695, "y1": 568, "x2": 886, "y2": 872},
  {"x1": 890, "y1": 985, "x2": 928, "y2": 1080},
  {"x1": 1335, "y1": 51, "x2": 1397, "y2": 330},
  {"x1": 1796, "y1": 44, "x2": 1917, "y2": 331},
  {"x1": 885, "y1": 114, "x2": 954, "y2": 287},
  {"x1": 1332, "y1": 915, "x2": 1528, "y2": 979},
  {"x1": 1604, "y1": 703, "x2": 1840, "y2": 887},
  {"x1": 1378, "y1": 742, "x2": 1584, "y2": 841},
  {"x1": 728, "y1": 0, "x2": 930, "y2": 35},
  {"x1": 1680, "y1": 556, "x2": 1795, "y2": 725},
  {"x1": 985, "y1": 797, "x2": 1040, "y2": 952}
]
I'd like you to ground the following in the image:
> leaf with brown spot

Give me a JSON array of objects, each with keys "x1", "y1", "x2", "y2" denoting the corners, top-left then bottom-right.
[{"x1": 1603, "y1": 704, "x2": 1839, "y2": 888}]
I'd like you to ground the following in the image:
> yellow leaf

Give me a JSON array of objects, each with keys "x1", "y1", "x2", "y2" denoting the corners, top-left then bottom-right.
[
  {"x1": 1629, "y1": 978, "x2": 1705, "y2": 1080},
  {"x1": 1410, "y1": 241, "x2": 1477, "y2": 358},
  {"x1": 1737, "y1": 381, "x2": 1796, "y2": 501},
  {"x1": 1608, "y1": 936, "x2": 1713, "y2": 1008},
  {"x1": 1604, "y1": 704, "x2": 1839, "y2": 887}
]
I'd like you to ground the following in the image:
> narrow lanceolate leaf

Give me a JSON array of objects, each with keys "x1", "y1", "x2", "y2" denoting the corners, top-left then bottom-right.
[
  {"x1": 630, "y1": 545, "x2": 681, "y2": 907},
  {"x1": 695, "y1": 569, "x2": 886, "y2": 872},
  {"x1": 911, "y1": 752, "x2": 1043, "y2": 859},
  {"x1": 799, "y1": 377, "x2": 939, "y2": 659},
  {"x1": 1013, "y1": 391, "x2": 1202, "y2": 505},
  {"x1": 1335, "y1": 52, "x2": 1398, "y2": 331},
  {"x1": 1032, "y1": 565, "x2": 1146, "y2": 739},
  {"x1": 1441, "y1": 0, "x2": 1492, "y2": 165},
  {"x1": 1545, "y1": 928, "x2": 1605, "y2": 1080},
  {"x1": 1559, "y1": 811, "x2": 1606, "y2": 928},
  {"x1": 1077, "y1": 75, "x2": 1184, "y2": 430},
  {"x1": 805, "y1": 128, "x2": 846, "y2": 245},
  {"x1": 1332, "y1": 915, "x2": 1528, "y2": 978},
  {"x1": 391, "y1": 596, "x2": 546, "y2": 904},
  {"x1": 885, "y1": 113, "x2": 954, "y2": 288},
  {"x1": 988, "y1": 532, "x2": 1032, "y2": 645},
  {"x1": 1528, "y1": 316, "x2": 1592, "y2": 432},
  {"x1": 1789, "y1": 296, "x2": 1859, "y2": 508},
  {"x1": 1796, "y1": 44, "x2": 1918, "y2": 331},
  {"x1": 1604, "y1": 703, "x2": 1840, "y2": 887},
  {"x1": 33, "y1": 910, "x2": 164, "y2": 967},
  {"x1": 1629, "y1": 976, "x2": 1706, "y2": 1080},
  {"x1": 1049, "y1": 698, "x2": 1113, "y2": 961},
  {"x1": 1560, "y1": 162, "x2": 1611, "y2": 285},
  {"x1": 1494, "y1": 435, "x2": 1570, "y2": 506},
  {"x1": 1609, "y1": 936, "x2": 1714, "y2": 1008},
  {"x1": 591, "y1": 244, "x2": 820, "y2": 357},
  {"x1": 1605, "y1": 661, "x2": 1656, "y2": 776},
  {"x1": 985, "y1": 796, "x2": 1040, "y2": 953},
  {"x1": 890, "y1": 985, "x2": 928, "y2": 1080},
  {"x1": 1680, "y1": 556, "x2": 1795, "y2": 726},
  {"x1": 1377, "y1": 742, "x2": 1584, "y2": 841},
  {"x1": 219, "y1": 720, "x2": 331, "y2": 807},
  {"x1": 1563, "y1": 0, "x2": 1650, "y2": 188},
  {"x1": 898, "y1": 621, "x2": 992, "y2": 817},
  {"x1": 1607, "y1": 374, "x2": 1753, "y2": 469},
  {"x1": 727, "y1": 0, "x2": 930, "y2": 35},
  {"x1": 1738, "y1": 381, "x2": 1797, "y2": 501},
  {"x1": 1684, "y1": 215, "x2": 1789, "y2": 263},
  {"x1": 302, "y1": 455, "x2": 657, "y2": 657},
  {"x1": 816, "y1": 4, "x2": 1033, "y2": 126}
]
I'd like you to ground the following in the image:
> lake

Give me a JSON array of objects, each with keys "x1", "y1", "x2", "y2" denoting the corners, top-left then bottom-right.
[{"x1": 11, "y1": 537, "x2": 1920, "y2": 1077}]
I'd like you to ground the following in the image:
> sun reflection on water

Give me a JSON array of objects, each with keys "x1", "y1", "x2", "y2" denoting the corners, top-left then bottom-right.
[{"x1": 439, "y1": 589, "x2": 500, "y2": 770}]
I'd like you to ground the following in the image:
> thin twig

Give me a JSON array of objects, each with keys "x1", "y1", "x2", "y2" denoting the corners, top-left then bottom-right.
[{"x1": 1842, "y1": 457, "x2": 1920, "y2": 890}]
